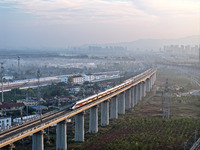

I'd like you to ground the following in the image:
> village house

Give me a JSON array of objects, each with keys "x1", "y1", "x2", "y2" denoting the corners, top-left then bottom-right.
[
  {"x1": 0, "y1": 101, "x2": 24, "y2": 115},
  {"x1": 17, "y1": 99, "x2": 38, "y2": 106},
  {"x1": 72, "y1": 75, "x2": 84, "y2": 84},
  {"x1": 0, "y1": 116, "x2": 11, "y2": 130}
]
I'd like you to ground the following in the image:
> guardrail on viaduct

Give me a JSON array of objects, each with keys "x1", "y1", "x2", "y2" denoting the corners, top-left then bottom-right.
[{"x1": 0, "y1": 68, "x2": 157, "y2": 150}]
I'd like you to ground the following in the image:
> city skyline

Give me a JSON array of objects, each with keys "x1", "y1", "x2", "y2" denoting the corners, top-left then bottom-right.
[{"x1": 0, "y1": 0, "x2": 199, "y2": 48}]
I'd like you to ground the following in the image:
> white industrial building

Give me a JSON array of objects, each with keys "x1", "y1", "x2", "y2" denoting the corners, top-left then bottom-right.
[
  {"x1": 82, "y1": 74, "x2": 94, "y2": 82},
  {"x1": 0, "y1": 117, "x2": 11, "y2": 130}
]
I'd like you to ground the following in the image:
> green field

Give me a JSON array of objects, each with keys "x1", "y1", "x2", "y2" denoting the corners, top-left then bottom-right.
[
  {"x1": 75, "y1": 66, "x2": 200, "y2": 150},
  {"x1": 104, "y1": 118, "x2": 200, "y2": 150}
]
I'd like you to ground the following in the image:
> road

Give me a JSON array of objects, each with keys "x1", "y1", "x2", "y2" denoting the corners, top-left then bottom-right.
[{"x1": 0, "y1": 72, "x2": 121, "y2": 93}]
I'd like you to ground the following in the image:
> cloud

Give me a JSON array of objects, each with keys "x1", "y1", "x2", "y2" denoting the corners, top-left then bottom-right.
[
  {"x1": 0, "y1": 0, "x2": 199, "y2": 48},
  {"x1": 133, "y1": 0, "x2": 199, "y2": 17},
  {"x1": 0, "y1": 0, "x2": 158, "y2": 24},
  {"x1": 0, "y1": 0, "x2": 199, "y2": 25}
]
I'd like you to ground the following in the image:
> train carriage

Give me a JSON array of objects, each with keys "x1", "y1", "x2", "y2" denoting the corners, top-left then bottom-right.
[
  {"x1": 70, "y1": 68, "x2": 155, "y2": 110},
  {"x1": 70, "y1": 77, "x2": 136, "y2": 110}
]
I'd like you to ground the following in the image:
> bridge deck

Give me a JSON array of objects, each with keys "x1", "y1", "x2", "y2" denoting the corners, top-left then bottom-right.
[{"x1": 0, "y1": 68, "x2": 156, "y2": 148}]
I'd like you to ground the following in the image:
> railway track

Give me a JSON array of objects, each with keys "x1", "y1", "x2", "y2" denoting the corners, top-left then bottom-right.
[
  {"x1": 0, "y1": 68, "x2": 156, "y2": 148},
  {"x1": 0, "y1": 105, "x2": 70, "y2": 141}
]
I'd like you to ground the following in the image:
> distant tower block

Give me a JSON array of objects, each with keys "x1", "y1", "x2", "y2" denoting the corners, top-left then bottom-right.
[{"x1": 18, "y1": 56, "x2": 20, "y2": 74}]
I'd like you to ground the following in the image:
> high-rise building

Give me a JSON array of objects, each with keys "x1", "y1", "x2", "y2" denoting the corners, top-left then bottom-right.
[{"x1": 18, "y1": 56, "x2": 20, "y2": 74}]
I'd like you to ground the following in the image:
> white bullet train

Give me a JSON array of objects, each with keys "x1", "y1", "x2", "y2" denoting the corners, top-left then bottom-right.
[
  {"x1": 70, "y1": 68, "x2": 153, "y2": 110},
  {"x1": 70, "y1": 78, "x2": 135, "y2": 110}
]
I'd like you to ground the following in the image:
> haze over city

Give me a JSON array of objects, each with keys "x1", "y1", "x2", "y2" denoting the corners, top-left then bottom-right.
[
  {"x1": 0, "y1": 0, "x2": 200, "y2": 150},
  {"x1": 0, "y1": 0, "x2": 199, "y2": 48}
]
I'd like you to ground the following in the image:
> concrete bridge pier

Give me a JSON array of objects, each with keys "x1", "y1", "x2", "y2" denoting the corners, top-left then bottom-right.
[
  {"x1": 110, "y1": 96, "x2": 118, "y2": 119},
  {"x1": 134, "y1": 85, "x2": 137, "y2": 105},
  {"x1": 118, "y1": 92, "x2": 125, "y2": 115},
  {"x1": 75, "y1": 112, "x2": 85, "y2": 142},
  {"x1": 142, "y1": 82, "x2": 146, "y2": 97},
  {"x1": 144, "y1": 82, "x2": 146, "y2": 97},
  {"x1": 146, "y1": 78, "x2": 150, "y2": 92},
  {"x1": 153, "y1": 75, "x2": 155, "y2": 85},
  {"x1": 101, "y1": 100, "x2": 109, "y2": 126},
  {"x1": 89, "y1": 105, "x2": 98, "y2": 133},
  {"x1": 137, "y1": 84, "x2": 140, "y2": 101},
  {"x1": 153, "y1": 73, "x2": 156, "y2": 84},
  {"x1": 131, "y1": 87, "x2": 134, "y2": 108},
  {"x1": 56, "y1": 120, "x2": 67, "y2": 150},
  {"x1": 149, "y1": 78, "x2": 152, "y2": 90},
  {"x1": 140, "y1": 83, "x2": 143, "y2": 100},
  {"x1": 32, "y1": 130, "x2": 44, "y2": 150},
  {"x1": 150, "y1": 76, "x2": 153, "y2": 89},
  {"x1": 125, "y1": 89, "x2": 131, "y2": 110},
  {"x1": 137, "y1": 83, "x2": 141, "y2": 101},
  {"x1": 142, "y1": 82, "x2": 145, "y2": 97}
]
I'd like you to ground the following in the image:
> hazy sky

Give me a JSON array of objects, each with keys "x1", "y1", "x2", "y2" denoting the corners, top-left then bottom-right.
[{"x1": 0, "y1": 0, "x2": 199, "y2": 48}]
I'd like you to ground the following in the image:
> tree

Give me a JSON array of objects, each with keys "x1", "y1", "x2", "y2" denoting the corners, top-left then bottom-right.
[
  {"x1": 93, "y1": 83, "x2": 99, "y2": 89},
  {"x1": 27, "y1": 88, "x2": 35, "y2": 97},
  {"x1": 83, "y1": 81, "x2": 90, "y2": 85},
  {"x1": 57, "y1": 82, "x2": 67, "y2": 86},
  {"x1": 67, "y1": 76, "x2": 74, "y2": 85},
  {"x1": 11, "y1": 88, "x2": 22, "y2": 95}
]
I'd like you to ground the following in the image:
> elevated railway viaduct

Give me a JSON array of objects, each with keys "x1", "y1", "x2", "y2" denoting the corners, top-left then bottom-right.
[{"x1": 0, "y1": 68, "x2": 157, "y2": 150}]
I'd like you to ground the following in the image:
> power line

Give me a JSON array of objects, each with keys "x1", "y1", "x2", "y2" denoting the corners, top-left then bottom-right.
[{"x1": 162, "y1": 78, "x2": 170, "y2": 119}]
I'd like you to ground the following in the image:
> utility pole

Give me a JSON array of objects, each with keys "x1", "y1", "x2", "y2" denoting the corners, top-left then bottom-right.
[
  {"x1": 26, "y1": 88, "x2": 28, "y2": 116},
  {"x1": 20, "y1": 108, "x2": 23, "y2": 121},
  {"x1": 57, "y1": 97, "x2": 60, "y2": 107},
  {"x1": 1, "y1": 62, "x2": 4, "y2": 103},
  {"x1": 37, "y1": 69, "x2": 41, "y2": 121},
  {"x1": 162, "y1": 79, "x2": 170, "y2": 119},
  {"x1": 26, "y1": 105, "x2": 28, "y2": 116}
]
